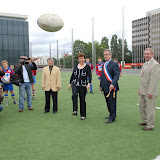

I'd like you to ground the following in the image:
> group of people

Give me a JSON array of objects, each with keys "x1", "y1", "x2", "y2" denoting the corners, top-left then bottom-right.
[
  {"x1": 0, "y1": 56, "x2": 37, "y2": 112},
  {"x1": 0, "y1": 48, "x2": 160, "y2": 131}
]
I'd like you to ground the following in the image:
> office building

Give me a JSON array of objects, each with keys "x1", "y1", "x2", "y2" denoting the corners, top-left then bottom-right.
[
  {"x1": 132, "y1": 8, "x2": 160, "y2": 63},
  {"x1": 0, "y1": 12, "x2": 29, "y2": 65}
]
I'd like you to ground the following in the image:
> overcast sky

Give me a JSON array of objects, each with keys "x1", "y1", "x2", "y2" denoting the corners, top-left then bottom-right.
[{"x1": 1, "y1": 0, "x2": 160, "y2": 58}]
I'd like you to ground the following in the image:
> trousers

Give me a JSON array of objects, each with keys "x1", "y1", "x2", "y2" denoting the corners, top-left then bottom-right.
[
  {"x1": 45, "y1": 89, "x2": 58, "y2": 112},
  {"x1": 71, "y1": 84, "x2": 87, "y2": 117}
]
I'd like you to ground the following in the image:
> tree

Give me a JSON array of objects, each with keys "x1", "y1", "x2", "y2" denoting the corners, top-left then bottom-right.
[
  {"x1": 73, "y1": 40, "x2": 92, "y2": 65},
  {"x1": 64, "y1": 55, "x2": 72, "y2": 68},
  {"x1": 124, "y1": 39, "x2": 132, "y2": 63},
  {"x1": 101, "y1": 37, "x2": 109, "y2": 49},
  {"x1": 110, "y1": 35, "x2": 132, "y2": 63}
]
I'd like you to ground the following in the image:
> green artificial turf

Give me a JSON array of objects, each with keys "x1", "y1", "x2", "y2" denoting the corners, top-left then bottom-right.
[{"x1": 0, "y1": 72, "x2": 160, "y2": 160}]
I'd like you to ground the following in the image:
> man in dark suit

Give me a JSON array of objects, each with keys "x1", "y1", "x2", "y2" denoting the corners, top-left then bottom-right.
[{"x1": 100, "y1": 49, "x2": 120, "y2": 123}]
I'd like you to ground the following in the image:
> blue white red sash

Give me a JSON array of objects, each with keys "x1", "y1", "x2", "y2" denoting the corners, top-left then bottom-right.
[
  {"x1": 103, "y1": 62, "x2": 115, "y2": 98},
  {"x1": 103, "y1": 62, "x2": 112, "y2": 83}
]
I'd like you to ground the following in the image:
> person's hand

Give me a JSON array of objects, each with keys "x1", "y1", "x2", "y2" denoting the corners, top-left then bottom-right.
[
  {"x1": 42, "y1": 87, "x2": 45, "y2": 90},
  {"x1": 68, "y1": 84, "x2": 71, "y2": 91},
  {"x1": 87, "y1": 83, "x2": 90, "y2": 90},
  {"x1": 109, "y1": 84, "x2": 114, "y2": 90},
  {"x1": 98, "y1": 75, "x2": 100, "y2": 78},
  {"x1": 120, "y1": 72, "x2": 122, "y2": 77},
  {"x1": 26, "y1": 59, "x2": 31, "y2": 64},
  {"x1": 138, "y1": 90, "x2": 140, "y2": 95},
  {"x1": 57, "y1": 87, "x2": 61, "y2": 91},
  {"x1": 0, "y1": 67, "x2": 2, "y2": 71},
  {"x1": 147, "y1": 94, "x2": 153, "y2": 99}
]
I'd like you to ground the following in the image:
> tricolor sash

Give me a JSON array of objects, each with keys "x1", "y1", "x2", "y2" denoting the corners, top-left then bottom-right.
[
  {"x1": 103, "y1": 63, "x2": 113, "y2": 83},
  {"x1": 103, "y1": 62, "x2": 115, "y2": 98}
]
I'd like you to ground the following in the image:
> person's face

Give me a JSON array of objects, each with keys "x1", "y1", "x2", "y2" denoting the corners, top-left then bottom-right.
[
  {"x1": 48, "y1": 59, "x2": 54, "y2": 66},
  {"x1": 114, "y1": 59, "x2": 118, "y2": 63},
  {"x1": 86, "y1": 59, "x2": 90, "y2": 64},
  {"x1": 2, "y1": 63, "x2": 8, "y2": 69},
  {"x1": 104, "y1": 51, "x2": 112, "y2": 61},
  {"x1": 78, "y1": 57, "x2": 85, "y2": 64},
  {"x1": 98, "y1": 58, "x2": 102, "y2": 63},
  {"x1": 144, "y1": 50, "x2": 154, "y2": 61},
  {"x1": 19, "y1": 56, "x2": 27, "y2": 62}
]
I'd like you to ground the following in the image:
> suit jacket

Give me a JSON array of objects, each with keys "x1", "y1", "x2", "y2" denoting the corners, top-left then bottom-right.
[
  {"x1": 139, "y1": 58, "x2": 160, "y2": 96},
  {"x1": 42, "y1": 66, "x2": 61, "y2": 91},
  {"x1": 100, "y1": 60, "x2": 120, "y2": 94}
]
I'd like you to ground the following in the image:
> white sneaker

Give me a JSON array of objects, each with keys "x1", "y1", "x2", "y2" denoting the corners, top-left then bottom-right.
[
  {"x1": 14, "y1": 101, "x2": 19, "y2": 104},
  {"x1": 5, "y1": 101, "x2": 9, "y2": 106}
]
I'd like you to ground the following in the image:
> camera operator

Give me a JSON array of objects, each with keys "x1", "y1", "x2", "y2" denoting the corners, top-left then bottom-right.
[
  {"x1": 15, "y1": 56, "x2": 37, "y2": 112},
  {"x1": 0, "y1": 67, "x2": 5, "y2": 112},
  {"x1": 0, "y1": 84, "x2": 4, "y2": 112}
]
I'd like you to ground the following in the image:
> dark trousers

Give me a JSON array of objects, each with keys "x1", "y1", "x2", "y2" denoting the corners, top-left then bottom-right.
[
  {"x1": 104, "y1": 90, "x2": 117, "y2": 121},
  {"x1": 71, "y1": 84, "x2": 87, "y2": 117},
  {"x1": 45, "y1": 89, "x2": 58, "y2": 112}
]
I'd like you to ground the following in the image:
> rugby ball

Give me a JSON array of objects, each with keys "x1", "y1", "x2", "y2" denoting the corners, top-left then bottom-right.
[
  {"x1": 1, "y1": 75, "x2": 10, "y2": 84},
  {"x1": 37, "y1": 14, "x2": 64, "y2": 32}
]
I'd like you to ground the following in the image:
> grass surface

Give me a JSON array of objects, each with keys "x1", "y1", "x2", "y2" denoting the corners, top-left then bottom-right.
[{"x1": 0, "y1": 72, "x2": 160, "y2": 160}]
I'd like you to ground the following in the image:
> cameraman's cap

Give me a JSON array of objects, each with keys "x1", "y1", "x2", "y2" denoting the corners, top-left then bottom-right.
[{"x1": 20, "y1": 56, "x2": 28, "y2": 60}]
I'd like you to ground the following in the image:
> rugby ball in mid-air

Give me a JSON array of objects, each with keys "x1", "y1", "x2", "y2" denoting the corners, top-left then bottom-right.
[
  {"x1": 37, "y1": 14, "x2": 64, "y2": 32},
  {"x1": 1, "y1": 75, "x2": 10, "y2": 84}
]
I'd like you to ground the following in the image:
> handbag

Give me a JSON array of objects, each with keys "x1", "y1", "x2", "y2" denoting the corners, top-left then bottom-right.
[{"x1": 10, "y1": 74, "x2": 22, "y2": 86}]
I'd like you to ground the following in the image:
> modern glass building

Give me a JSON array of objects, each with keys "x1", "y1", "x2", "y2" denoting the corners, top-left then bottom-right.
[
  {"x1": 132, "y1": 8, "x2": 160, "y2": 64},
  {"x1": 0, "y1": 12, "x2": 29, "y2": 65}
]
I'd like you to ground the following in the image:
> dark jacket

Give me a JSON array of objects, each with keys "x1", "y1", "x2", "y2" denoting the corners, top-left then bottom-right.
[
  {"x1": 15, "y1": 62, "x2": 37, "y2": 83},
  {"x1": 70, "y1": 64, "x2": 92, "y2": 87},
  {"x1": 0, "y1": 70, "x2": 5, "y2": 82},
  {"x1": 100, "y1": 60, "x2": 120, "y2": 94}
]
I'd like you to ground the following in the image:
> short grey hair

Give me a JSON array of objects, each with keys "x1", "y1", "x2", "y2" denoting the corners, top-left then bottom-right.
[
  {"x1": 47, "y1": 58, "x2": 54, "y2": 62},
  {"x1": 145, "y1": 48, "x2": 154, "y2": 54},
  {"x1": 104, "y1": 49, "x2": 112, "y2": 55}
]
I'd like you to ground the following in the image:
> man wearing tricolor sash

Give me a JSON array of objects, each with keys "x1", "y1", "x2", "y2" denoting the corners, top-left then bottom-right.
[{"x1": 100, "y1": 49, "x2": 120, "y2": 123}]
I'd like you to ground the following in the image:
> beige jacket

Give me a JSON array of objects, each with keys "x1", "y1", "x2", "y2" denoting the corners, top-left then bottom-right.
[
  {"x1": 139, "y1": 58, "x2": 160, "y2": 96},
  {"x1": 42, "y1": 66, "x2": 61, "y2": 91}
]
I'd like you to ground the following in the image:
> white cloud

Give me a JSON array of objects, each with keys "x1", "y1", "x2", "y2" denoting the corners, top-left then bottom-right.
[{"x1": 1, "y1": 0, "x2": 160, "y2": 57}]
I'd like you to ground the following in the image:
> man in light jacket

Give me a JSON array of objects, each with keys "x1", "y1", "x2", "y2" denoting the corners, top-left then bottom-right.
[
  {"x1": 138, "y1": 48, "x2": 160, "y2": 131},
  {"x1": 42, "y1": 58, "x2": 61, "y2": 114}
]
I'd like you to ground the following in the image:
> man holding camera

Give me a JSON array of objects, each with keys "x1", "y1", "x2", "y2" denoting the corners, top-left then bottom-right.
[{"x1": 15, "y1": 56, "x2": 37, "y2": 112}]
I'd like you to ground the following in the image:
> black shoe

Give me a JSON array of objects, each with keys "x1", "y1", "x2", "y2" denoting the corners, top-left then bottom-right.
[
  {"x1": 44, "y1": 110, "x2": 49, "y2": 114},
  {"x1": 105, "y1": 119, "x2": 115, "y2": 124},
  {"x1": 53, "y1": 111, "x2": 57, "y2": 114},
  {"x1": 72, "y1": 112, "x2": 77, "y2": 116},
  {"x1": 90, "y1": 91, "x2": 94, "y2": 94},
  {"x1": 105, "y1": 116, "x2": 109, "y2": 119}
]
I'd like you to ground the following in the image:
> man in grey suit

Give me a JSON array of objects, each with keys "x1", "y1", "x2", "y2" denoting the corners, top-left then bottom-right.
[{"x1": 138, "y1": 48, "x2": 160, "y2": 131}]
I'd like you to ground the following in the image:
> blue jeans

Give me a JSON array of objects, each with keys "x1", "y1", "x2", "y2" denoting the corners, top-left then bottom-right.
[
  {"x1": 0, "y1": 105, "x2": 3, "y2": 112},
  {"x1": 19, "y1": 82, "x2": 32, "y2": 109}
]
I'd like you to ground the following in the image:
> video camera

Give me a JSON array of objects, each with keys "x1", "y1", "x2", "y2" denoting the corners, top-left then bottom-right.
[{"x1": 19, "y1": 57, "x2": 30, "y2": 65}]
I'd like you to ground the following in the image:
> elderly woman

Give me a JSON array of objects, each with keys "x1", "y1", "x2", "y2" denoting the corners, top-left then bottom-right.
[{"x1": 68, "y1": 53, "x2": 92, "y2": 120}]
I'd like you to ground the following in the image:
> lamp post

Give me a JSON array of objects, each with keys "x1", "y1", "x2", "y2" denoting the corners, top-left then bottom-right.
[
  {"x1": 122, "y1": 7, "x2": 125, "y2": 69},
  {"x1": 49, "y1": 43, "x2": 51, "y2": 58},
  {"x1": 72, "y1": 29, "x2": 74, "y2": 68},
  {"x1": 29, "y1": 42, "x2": 32, "y2": 58},
  {"x1": 57, "y1": 40, "x2": 59, "y2": 66},
  {"x1": 92, "y1": 17, "x2": 95, "y2": 68}
]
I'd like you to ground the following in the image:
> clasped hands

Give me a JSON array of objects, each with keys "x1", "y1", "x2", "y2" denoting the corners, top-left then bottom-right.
[
  {"x1": 138, "y1": 90, "x2": 153, "y2": 99},
  {"x1": 68, "y1": 84, "x2": 90, "y2": 91}
]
